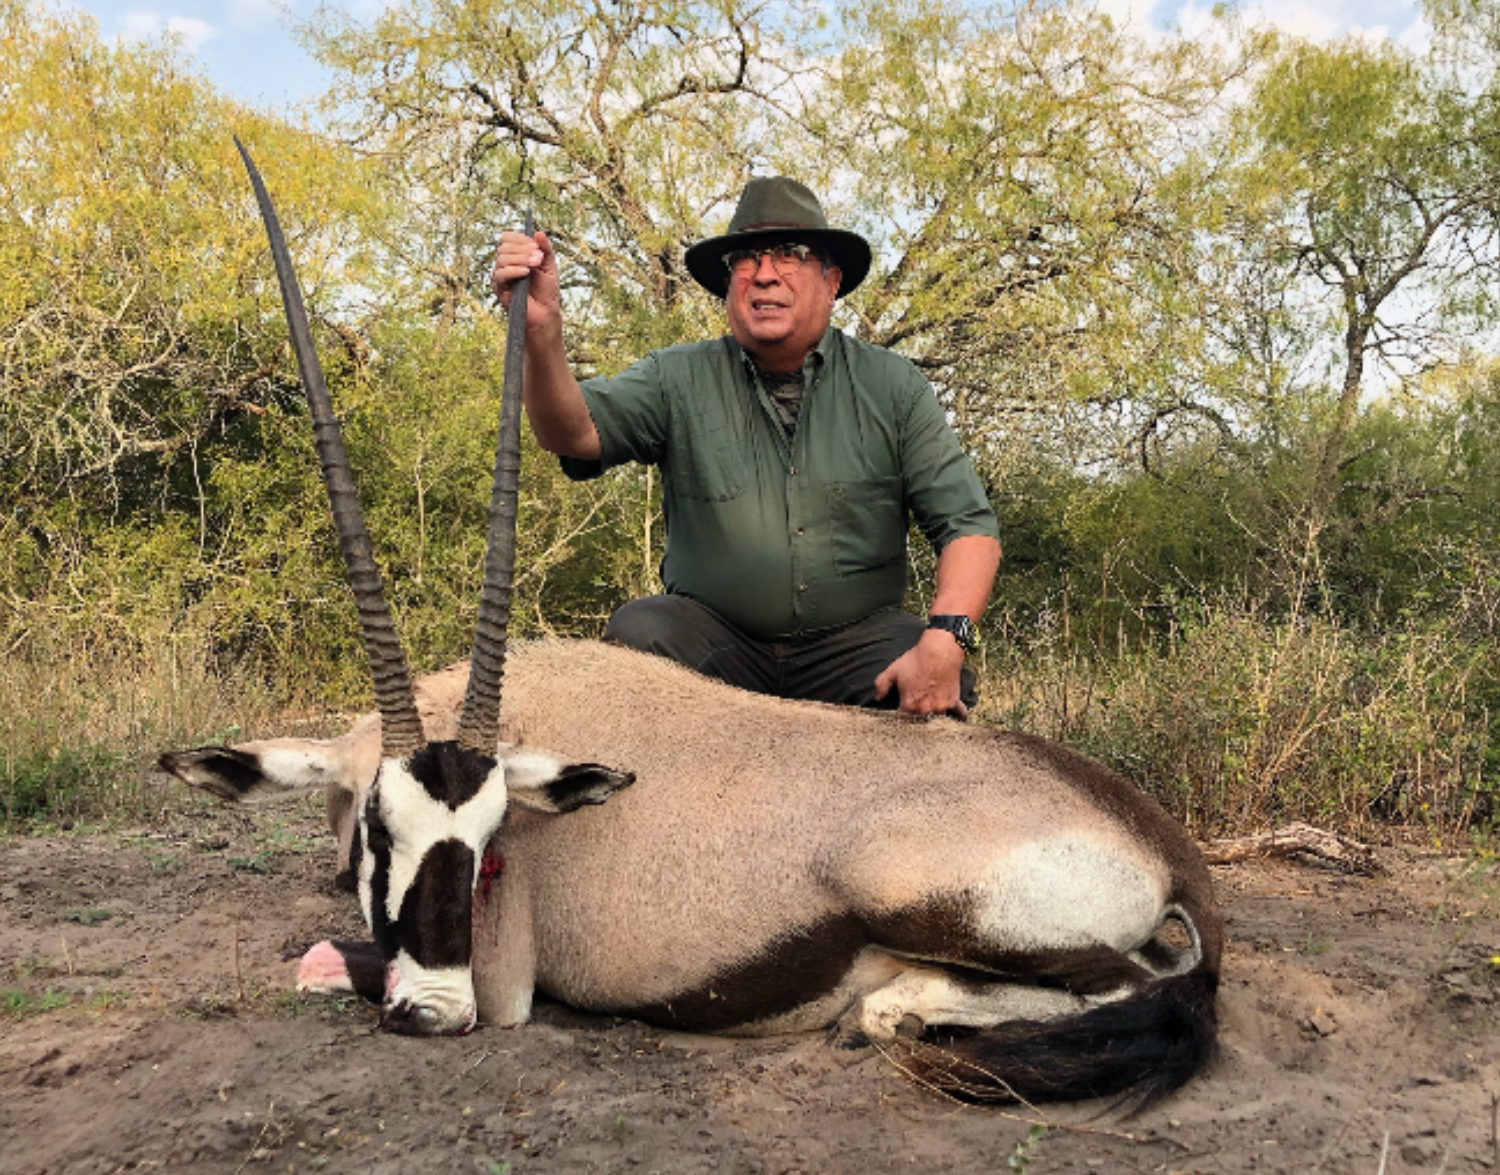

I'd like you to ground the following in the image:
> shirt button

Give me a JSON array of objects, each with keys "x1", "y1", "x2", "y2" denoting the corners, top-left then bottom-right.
[
  {"x1": 798, "y1": 583, "x2": 808, "y2": 592},
  {"x1": 789, "y1": 467, "x2": 798, "y2": 476},
  {"x1": 795, "y1": 527, "x2": 804, "y2": 536}
]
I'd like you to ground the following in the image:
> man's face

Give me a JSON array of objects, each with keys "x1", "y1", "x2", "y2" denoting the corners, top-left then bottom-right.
[{"x1": 723, "y1": 242, "x2": 841, "y2": 371}]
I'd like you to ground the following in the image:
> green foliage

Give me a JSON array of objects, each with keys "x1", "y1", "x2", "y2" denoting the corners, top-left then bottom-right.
[
  {"x1": 1, "y1": 987, "x2": 71, "y2": 1018},
  {"x1": 303, "y1": 0, "x2": 764, "y2": 360},
  {"x1": 62, "y1": 908, "x2": 112, "y2": 925},
  {"x1": 0, "y1": 1, "x2": 386, "y2": 688},
  {"x1": 2, "y1": 747, "x2": 128, "y2": 824},
  {"x1": 1229, "y1": 27, "x2": 1500, "y2": 520},
  {"x1": 1008, "y1": 1124, "x2": 1046, "y2": 1173},
  {"x1": 9, "y1": 0, "x2": 1500, "y2": 841},
  {"x1": 820, "y1": 0, "x2": 1264, "y2": 444}
]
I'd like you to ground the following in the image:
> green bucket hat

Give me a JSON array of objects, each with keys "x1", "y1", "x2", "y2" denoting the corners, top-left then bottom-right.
[{"x1": 685, "y1": 177, "x2": 872, "y2": 299}]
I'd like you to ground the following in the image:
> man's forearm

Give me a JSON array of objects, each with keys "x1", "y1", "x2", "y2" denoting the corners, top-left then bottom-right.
[
  {"x1": 930, "y1": 534, "x2": 1002, "y2": 621},
  {"x1": 522, "y1": 323, "x2": 602, "y2": 460}
]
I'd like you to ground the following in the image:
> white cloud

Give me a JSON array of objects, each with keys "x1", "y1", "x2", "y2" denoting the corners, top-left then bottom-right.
[
  {"x1": 1391, "y1": 12, "x2": 1433, "y2": 53},
  {"x1": 1166, "y1": 2, "x2": 1227, "y2": 40},
  {"x1": 226, "y1": 0, "x2": 286, "y2": 30},
  {"x1": 1249, "y1": 1, "x2": 1342, "y2": 41},
  {"x1": 1245, "y1": 0, "x2": 1433, "y2": 54},
  {"x1": 1156, "y1": 0, "x2": 1429, "y2": 48},
  {"x1": 116, "y1": 9, "x2": 220, "y2": 52},
  {"x1": 1095, "y1": 0, "x2": 1163, "y2": 29},
  {"x1": 345, "y1": 0, "x2": 398, "y2": 20}
]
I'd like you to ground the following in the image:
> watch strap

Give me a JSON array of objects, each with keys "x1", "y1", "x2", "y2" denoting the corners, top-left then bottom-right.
[{"x1": 927, "y1": 614, "x2": 978, "y2": 654}]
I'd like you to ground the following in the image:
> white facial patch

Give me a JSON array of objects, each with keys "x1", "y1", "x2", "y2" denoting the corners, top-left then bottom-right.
[
  {"x1": 374, "y1": 755, "x2": 512, "y2": 927},
  {"x1": 386, "y1": 950, "x2": 477, "y2": 1035},
  {"x1": 357, "y1": 819, "x2": 376, "y2": 930}
]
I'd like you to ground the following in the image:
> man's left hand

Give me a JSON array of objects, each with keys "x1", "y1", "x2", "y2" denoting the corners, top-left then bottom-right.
[{"x1": 874, "y1": 629, "x2": 968, "y2": 718}]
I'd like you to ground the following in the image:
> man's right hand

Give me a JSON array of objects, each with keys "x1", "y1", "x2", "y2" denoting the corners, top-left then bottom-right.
[
  {"x1": 488, "y1": 227, "x2": 602, "y2": 461},
  {"x1": 491, "y1": 229, "x2": 562, "y2": 337}
]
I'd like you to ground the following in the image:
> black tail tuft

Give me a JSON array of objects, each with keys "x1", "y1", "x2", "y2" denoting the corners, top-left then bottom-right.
[{"x1": 897, "y1": 970, "x2": 1217, "y2": 1110}]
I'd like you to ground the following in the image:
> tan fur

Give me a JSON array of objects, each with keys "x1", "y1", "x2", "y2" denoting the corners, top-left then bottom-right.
[
  {"x1": 470, "y1": 641, "x2": 1215, "y2": 1028},
  {"x1": 168, "y1": 638, "x2": 1221, "y2": 1039}
]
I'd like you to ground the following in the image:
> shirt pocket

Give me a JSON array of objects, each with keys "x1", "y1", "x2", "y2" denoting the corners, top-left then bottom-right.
[{"x1": 827, "y1": 477, "x2": 906, "y2": 576}]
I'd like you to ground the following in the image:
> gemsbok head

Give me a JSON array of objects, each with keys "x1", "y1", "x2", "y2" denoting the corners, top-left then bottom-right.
[{"x1": 234, "y1": 139, "x2": 632, "y2": 1035}]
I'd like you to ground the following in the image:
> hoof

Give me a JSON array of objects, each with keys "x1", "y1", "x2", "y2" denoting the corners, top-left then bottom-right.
[
  {"x1": 333, "y1": 868, "x2": 357, "y2": 894},
  {"x1": 895, "y1": 1014, "x2": 925, "y2": 1040}
]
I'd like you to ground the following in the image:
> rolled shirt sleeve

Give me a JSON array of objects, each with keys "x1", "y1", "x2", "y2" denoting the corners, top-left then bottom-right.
[{"x1": 894, "y1": 362, "x2": 1000, "y2": 553}]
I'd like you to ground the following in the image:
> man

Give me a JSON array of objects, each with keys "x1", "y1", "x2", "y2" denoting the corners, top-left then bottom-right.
[{"x1": 490, "y1": 177, "x2": 1000, "y2": 716}]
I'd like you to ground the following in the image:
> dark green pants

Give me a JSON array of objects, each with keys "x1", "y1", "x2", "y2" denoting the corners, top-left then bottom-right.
[{"x1": 603, "y1": 594, "x2": 977, "y2": 711}]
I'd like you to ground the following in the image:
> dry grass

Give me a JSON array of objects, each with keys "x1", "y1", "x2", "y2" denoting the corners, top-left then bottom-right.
[
  {"x1": 978, "y1": 599, "x2": 1495, "y2": 839},
  {"x1": 6, "y1": 592, "x2": 1496, "y2": 840},
  {"x1": 0, "y1": 626, "x2": 280, "y2": 828}
]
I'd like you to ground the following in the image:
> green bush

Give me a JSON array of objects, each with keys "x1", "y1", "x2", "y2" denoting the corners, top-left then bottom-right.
[{"x1": 2, "y1": 746, "x2": 129, "y2": 824}]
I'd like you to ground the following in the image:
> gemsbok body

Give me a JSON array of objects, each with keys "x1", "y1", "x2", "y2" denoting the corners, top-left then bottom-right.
[
  {"x1": 166, "y1": 641, "x2": 1222, "y2": 1103},
  {"x1": 166, "y1": 142, "x2": 1222, "y2": 1107}
]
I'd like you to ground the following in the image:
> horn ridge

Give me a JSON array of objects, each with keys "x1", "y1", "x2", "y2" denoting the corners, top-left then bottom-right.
[
  {"x1": 456, "y1": 210, "x2": 532, "y2": 755},
  {"x1": 234, "y1": 137, "x2": 425, "y2": 759}
]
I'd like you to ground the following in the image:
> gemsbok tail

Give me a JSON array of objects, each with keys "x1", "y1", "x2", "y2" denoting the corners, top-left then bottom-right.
[{"x1": 900, "y1": 962, "x2": 1218, "y2": 1110}]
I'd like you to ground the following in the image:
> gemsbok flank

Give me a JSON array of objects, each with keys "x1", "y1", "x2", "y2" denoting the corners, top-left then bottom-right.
[{"x1": 162, "y1": 141, "x2": 1224, "y2": 1106}]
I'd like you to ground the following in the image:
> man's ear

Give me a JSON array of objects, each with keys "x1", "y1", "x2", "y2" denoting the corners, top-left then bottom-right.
[{"x1": 505, "y1": 755, "x2": 636, "y2": 814}]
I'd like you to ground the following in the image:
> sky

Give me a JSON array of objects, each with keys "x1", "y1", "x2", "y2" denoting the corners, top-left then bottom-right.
[
  {"x1": 1104, "y1": 0, "x2": 1430, "y2": 48},
  {"x1": 66, "y1": 0, "x2": 1433, "y2": 111},
  {"x1": 64, "y1": 0, "x2": 353, "y2": 110}
]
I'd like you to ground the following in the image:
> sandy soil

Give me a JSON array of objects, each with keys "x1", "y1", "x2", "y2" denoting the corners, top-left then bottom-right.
[{"x1": 2, "y1": 792, "x2": 1498, "y2": 1175}]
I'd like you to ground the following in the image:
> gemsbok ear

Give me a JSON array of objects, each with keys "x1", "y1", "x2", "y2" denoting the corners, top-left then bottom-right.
[{"x1": 505, "y1": 759, "x2": 636, "y2": 814}]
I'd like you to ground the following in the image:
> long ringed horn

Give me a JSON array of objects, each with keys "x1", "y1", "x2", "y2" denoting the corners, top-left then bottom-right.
[
  {"x1": 234, "y1": 137, "x2": 425, "y2": 759},
  {"x1": 456, "y1": 212, "x2": 533, "y2": 755}
]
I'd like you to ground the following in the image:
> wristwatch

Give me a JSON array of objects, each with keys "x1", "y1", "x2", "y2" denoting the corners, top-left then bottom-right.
[{"x1": 927, "y1": 614, "x2": 979, "y2": 655}]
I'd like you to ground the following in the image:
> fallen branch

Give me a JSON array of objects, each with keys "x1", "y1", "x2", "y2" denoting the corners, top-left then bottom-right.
[{"x1": 1200, "y1": 822, "x2": 1381, "y2": 875}]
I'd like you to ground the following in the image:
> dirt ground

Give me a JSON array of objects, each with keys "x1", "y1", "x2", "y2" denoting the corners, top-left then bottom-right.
[{"x1": 3, "y1": 790, "x2": 1499, "y2": 1175}]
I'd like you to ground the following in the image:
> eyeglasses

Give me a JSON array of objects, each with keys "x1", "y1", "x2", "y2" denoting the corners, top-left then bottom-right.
[{"x1": 723, "y1": 243, "x2": 821, "y2": 278}]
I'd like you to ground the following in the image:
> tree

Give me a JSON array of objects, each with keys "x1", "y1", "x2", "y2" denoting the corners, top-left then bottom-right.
[
  {"x1": 0, "y1": 1, "x2": 412, "y2": 685},
  {"x1": 1230, "y1": 30, "x2": 1500, "y2": 530},
  {"x1": 303, "y1": 0, "x2": 823, "y2": 365},
  {"x1": 0, "y1": 2, "x2": 367, "y2": 515},
  {"x1": 809, "y1": 0, "x2": 1264, "y2": 476}
]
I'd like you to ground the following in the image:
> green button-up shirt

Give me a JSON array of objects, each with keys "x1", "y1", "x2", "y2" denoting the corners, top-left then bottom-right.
[{"x1": 564, "y1": 327, "x2": 998, "y2": 640}]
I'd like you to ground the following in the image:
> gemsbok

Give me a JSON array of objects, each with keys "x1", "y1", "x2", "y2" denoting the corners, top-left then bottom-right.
[{"x1": 161, "y1": 142, "x2": 1223, "y2": 1107}]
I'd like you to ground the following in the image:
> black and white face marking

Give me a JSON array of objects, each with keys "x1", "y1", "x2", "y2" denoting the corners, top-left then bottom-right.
[
  {"x1": 353, "y1": 743, "x2": 633, "y2": 1036},
  {"x1": 358, "y1": 741, "x2": 512, "y2": 1036}
]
